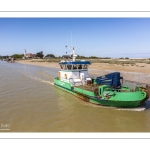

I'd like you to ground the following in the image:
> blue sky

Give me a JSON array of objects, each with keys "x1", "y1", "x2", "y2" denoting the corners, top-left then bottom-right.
[{"x1": 0, "y1": 18, "x2": 150, "y2": 58}]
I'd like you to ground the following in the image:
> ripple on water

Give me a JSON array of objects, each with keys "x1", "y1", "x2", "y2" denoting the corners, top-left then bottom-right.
[{"x1": 1, "y1": 61, "x2": 150, "y2": 132}]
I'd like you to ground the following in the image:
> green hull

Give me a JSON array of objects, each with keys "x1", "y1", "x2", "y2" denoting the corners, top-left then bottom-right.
[{"x1": 54, "y1": 78, "x2": 146, "y2": 108}]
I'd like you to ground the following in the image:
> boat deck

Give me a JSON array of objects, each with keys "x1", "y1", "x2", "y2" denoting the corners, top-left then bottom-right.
[{"x1": 74, "y1": 84, "x2": 98, "y2": 92}]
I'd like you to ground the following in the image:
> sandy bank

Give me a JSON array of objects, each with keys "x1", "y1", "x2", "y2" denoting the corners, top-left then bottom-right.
[
  {"x1": 16, "y1": 59, "x2": 150, "y2": 84},
  {"x1": 16, "y1": 60, "x2": 60, "y2": 68},
  {"x1": 16, "y1": 59, "x2": 150, "y2": 74}
]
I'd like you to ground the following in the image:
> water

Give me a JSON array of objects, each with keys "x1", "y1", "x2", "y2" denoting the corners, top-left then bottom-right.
[{"x1": 0, "y1": 61, "x2": 150, "y2": 132}]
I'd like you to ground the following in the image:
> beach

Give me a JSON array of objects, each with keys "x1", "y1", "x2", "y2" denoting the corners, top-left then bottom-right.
[
  {"x1": 16, "y1": 59, "x2": 150, "y2": 85},
  {"x1": 16, "y1": 59, "x2": 150, "y2": 74}
]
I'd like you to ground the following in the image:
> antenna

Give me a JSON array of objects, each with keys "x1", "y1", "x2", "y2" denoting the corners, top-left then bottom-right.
[
  {"x1": 65, "y1": 32, "x2": 79, "y2": 61},
  {"x1": 65, "y1": 45, "x2": 77, "y2": 62}
]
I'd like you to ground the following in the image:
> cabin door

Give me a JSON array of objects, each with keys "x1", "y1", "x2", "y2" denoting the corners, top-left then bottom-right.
[{"x1": 80, "y1": 72, "x2": 85, "y2": 84}]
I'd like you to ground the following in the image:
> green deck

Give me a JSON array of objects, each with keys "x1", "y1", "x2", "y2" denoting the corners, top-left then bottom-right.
[{"x1": 54, "y1": 78, "x2": 147, "y2": 108}]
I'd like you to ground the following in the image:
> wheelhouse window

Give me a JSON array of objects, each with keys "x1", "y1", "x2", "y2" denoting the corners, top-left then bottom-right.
[
  {"x1": 67, "y1": 65, "x2": 72, "y2": 70},
  {"x1": 83, "y1": 64, "x2": 88, "y2": 69},
  {"x1": 64, "y1": 65, "x2": 67, "y2": 70},
  {"x1": 73, "y1": 65, "x2": 77, "y2": 69},
  {"x1": 60, "y1": 63, "x2": 89, "y2": 70},
  {"x1": 78, "y1": 65, "x2": 82, "y2": 69}
]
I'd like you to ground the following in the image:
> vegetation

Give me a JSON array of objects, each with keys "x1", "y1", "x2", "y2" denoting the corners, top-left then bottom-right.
[
  {"x1": 28, "y1": 58, "x2": 148, "y2": 65},
  {"x1": 11, "y1": 54, "x2": 23, "y2": 59},
  {"x1": 89, "y1": 56, "x2": 99, "y2": 59},
  {"x1": 76, "y1": 55, "x2": 86, "y2": 59},
  {"x1": 45, "y1": 54, "x2": 55, "y2": 58},
  {"x1": 1, "y1": 55, "x2": 8, "y2": 59},
  {"x1": 1, "y1": 51, "x2": 150, "y2": 67},
  {"x1": 99, "y1": 57, "x2": 111, "y2": 59},
  {"x1": 36, "y1": 51, "x2": 44, "y2": 58}
]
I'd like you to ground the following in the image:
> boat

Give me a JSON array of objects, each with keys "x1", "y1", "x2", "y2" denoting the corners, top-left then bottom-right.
[{"x1": 54, "y1": 47, "x2": 149, "y2": 108}]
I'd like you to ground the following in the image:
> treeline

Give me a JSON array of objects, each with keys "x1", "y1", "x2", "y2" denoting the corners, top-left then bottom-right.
[
  {"x1": 76, "y1": 55, "x2": 111, "y2": 59},
  {"x1": 0, "y1": 51, "x2": 45, "y2": 59},
  {"x1": 0, "y1": 53, "x2": 112, "y2": 60},
  {"x1": 0, "y1": 52, "x2": 137, "y2": 60}
]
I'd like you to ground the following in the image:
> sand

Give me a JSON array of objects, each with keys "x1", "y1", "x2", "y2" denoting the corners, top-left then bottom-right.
[
  {"x1": 16, "y1": 59, "x2": 150, "y2": 74},
  {"x1": 15, "y1": 59, "x2": 150, "y2": 84},
  {"x1": 89, "y1": 63, "x2": 150, "y2": 74},
  {"x1": 16, "y1": 59, "x2": 59, "y2": 68}
]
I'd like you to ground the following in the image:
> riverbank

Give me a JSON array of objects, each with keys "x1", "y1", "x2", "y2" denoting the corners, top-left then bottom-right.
[
  {"x1": 15, "y1": 59, "x2": 150, "y2": 84},
  {"x1": 16, "y1": 59, "x2": 150, "y2": 74},
  {"x1": 16, "y1": 59, "x2": 59, "y2": 68}
]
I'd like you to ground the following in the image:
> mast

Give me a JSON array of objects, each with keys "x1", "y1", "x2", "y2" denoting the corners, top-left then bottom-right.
[
  {"x1": 65, "y1": 46, "x2": 77, "y2": 62},
  {"x1": 72, "y1": 47, "x2": 77, "y2": 62}
]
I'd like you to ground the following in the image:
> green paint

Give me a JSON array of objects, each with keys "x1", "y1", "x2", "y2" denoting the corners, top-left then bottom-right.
[{"x1": 54, "y1": 78, "x2": 147, "y2": 108}]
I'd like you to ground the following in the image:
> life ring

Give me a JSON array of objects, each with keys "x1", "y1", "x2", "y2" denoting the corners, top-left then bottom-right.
[{"x1": 64, "y1": 74, "x2": 67, "y2": 79}]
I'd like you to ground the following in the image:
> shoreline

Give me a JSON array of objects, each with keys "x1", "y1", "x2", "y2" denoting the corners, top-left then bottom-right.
[
  {"x1": 15, "y1": 59, "x2": 150, "y2": 85},
  {"x1": 16, "y1": 60, "x2": 60, "y2": 68},
  {"x1": 16, "y1": 59, "x2": 150, "y2": 74}
]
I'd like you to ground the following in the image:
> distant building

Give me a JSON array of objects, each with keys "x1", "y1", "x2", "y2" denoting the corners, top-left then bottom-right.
[
  {"x1": 23, "y1": 49, "x2": 36, "y2": 59},
  {"x1": 25, "y1": 53, "x2": 36, "y2": 58}
]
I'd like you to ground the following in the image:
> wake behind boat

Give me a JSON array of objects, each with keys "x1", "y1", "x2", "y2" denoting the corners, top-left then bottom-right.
[{"x1": 54, "y1": 47, "x2": 149, "y2": 108}]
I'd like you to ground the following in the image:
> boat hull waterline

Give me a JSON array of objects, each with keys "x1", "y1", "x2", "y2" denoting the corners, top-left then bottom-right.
[{"x1": 54, "y1": 78, "x2": 147, "y2": 108}]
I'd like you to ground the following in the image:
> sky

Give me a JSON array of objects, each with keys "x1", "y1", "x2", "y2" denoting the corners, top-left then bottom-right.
[{"x1": 0, "y1": 18, "x2": 150, "y2": 58}]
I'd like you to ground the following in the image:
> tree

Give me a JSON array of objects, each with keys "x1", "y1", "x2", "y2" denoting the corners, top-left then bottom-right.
[
  {"x1": 89, "y1": 56, "x2": 98, "y2": 59},
  {"x1": 36, "y1": 51, "x2": 44, "y2": 58},
  {"x1": 45, "y1": 54, "x2": 55, "y2": 58},
  {"x1": 76, "y1": 55, "x2": 86, "y2": 59},
  {"x1": 11, "y1": 54, "x2": 22, "y2": 59}
]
